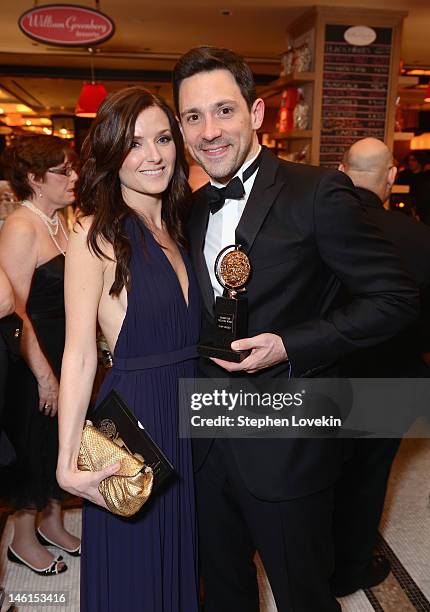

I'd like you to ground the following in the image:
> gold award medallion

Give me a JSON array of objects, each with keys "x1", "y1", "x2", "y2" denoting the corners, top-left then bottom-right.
[{"x1": 216, "y1": 245, "x2": 251, "y2": 292}]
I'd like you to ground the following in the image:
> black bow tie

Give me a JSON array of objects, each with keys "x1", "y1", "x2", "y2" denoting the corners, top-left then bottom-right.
[
  {"x1": 205, "y1": 150, "x2": 262, "y2": 215},
  {"x1": 206, "y1": 176, "x2": 245, "y2": 215}
]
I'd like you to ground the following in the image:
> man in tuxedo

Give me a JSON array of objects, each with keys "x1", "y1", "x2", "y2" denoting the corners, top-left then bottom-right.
[
  {"x1": 332, "y1": 138, "x2": 430, "y2": 596},
  {"x1": 172, "y1": 47, "x2": 419, "y2": 612}
]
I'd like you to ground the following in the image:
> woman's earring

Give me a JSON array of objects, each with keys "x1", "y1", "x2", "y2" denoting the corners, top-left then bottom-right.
[{"x1": 38, "y1": 190, "x2": 43, "y2": 199}]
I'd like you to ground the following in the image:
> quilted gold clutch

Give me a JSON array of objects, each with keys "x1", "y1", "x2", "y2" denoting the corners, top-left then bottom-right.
[{"x1": 77, "y1": 420, "x2": 154, "y2": 517}]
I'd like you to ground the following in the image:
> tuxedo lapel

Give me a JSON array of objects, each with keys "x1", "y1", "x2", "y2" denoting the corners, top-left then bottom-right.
[
  {"x1": 189, "y1": 186, "x2": 214, "y2": 316},
  {"x1": 235, "y1": 147, "x2": 285, "y2": 253}
]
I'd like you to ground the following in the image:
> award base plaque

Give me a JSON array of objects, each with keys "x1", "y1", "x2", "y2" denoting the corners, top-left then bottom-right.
[
  {"x1": 198, "y1": 245, "x2": 252, "y2": 363},
  {"x1": 198, "y1": 296, "x2": 251, "y2": 362},
  {"x1": 198, "y1": 345, "x2": 250, "y2": 363}
]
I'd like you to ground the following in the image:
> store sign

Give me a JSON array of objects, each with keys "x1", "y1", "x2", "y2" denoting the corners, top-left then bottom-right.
[
  {"x1": 344, "y1": 25, "x2": 377, "y2": 47},
  {"x1": 18, "y1": 4, "x2": 115, "y2": 47}
]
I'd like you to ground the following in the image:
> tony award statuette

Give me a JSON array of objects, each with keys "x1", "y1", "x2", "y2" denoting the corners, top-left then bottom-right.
[{"x1": 199, "y1": 244, "x2": 251, "y2": 363}]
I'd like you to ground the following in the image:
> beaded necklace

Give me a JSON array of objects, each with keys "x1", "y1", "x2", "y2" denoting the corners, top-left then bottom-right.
[{"x1": 21, "y1": 200, "x2": 68, "y2": 256}]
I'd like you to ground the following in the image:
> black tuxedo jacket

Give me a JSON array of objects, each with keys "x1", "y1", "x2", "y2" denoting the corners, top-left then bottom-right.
[
  {"x1": 188, "y1": 147, "x2": 419, "y2": 500},
  {"x1": 355, "y1": 187, "x2": 430, "y2": 291},
  {"x1": 342, "y1": 186, "x2": 430, "y2": 377}
]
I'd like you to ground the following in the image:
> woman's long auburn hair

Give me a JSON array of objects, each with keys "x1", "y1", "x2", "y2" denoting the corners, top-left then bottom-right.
[{"x1": 77, "y1": 86, "x2": 191, "y2": 296}]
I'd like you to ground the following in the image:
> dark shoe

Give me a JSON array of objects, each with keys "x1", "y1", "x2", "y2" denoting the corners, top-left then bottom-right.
[
  {"x1": 333, "y1": 555, "x2": 391, "y2": 597},
  {"x1": 7, "y1": 546, "x2": 67, "y2": 576},
  {"x1": 36, "y1": 527, "x2": 81, "y2": 557}
]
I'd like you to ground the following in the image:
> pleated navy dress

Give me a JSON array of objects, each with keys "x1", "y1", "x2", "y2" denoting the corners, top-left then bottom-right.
[{"x1": 81, "y1": 216, "x2": 200, "y2": 612}]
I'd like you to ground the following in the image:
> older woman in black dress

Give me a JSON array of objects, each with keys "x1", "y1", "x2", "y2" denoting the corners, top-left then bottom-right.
[
  {"x1": 0, "y1": 136, "x2": 80, "y2": 575},
  {"x1": 0, "y1": 264, "x2": 15, "y2": 433}
]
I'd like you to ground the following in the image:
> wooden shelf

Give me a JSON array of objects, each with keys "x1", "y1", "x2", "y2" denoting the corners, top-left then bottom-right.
[
  {"x1": 259, "y1": 72, "x2": 315, "y2": 99},
  {"x1": 393, "y1": 132, "x2": 415, "y2": 141},
  {"x1": 269, "y1": 130, "x2": 313, "y2": 140}
]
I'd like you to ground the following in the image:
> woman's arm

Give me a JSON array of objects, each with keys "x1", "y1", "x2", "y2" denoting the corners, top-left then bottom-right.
[
  {"x1": 0, "y1": 217, "x2": 58, "y2": 416},
  {"x1": 0, "y1": 264, "x2": 15, "y2": 318},
  {"x1": 57, "y1": 219, "x2": 118, "y2": 507}
]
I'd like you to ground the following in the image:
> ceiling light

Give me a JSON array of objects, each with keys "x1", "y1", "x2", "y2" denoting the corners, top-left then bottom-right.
[
  {"x1": 43, "y1": 127, "x2": 52, "y2": 134},
  {"x1": 0, "y1": 108, "x2": 4, "y2": 114},
  {"x1": 17, "y1": 104, "x2": 33, "y2": 113},
  {"x1": 406, "y1": 69, "x2": 430, "y2": 76},
  {"x1": 4, "y1": 113, "x2": 24, "y2": 126},
  {"x1": 75, "y1": 83, "x2": 108, "y2": 117},
  {"x1": 26, "y1": 120, "x2": 32, "y2": 126},
  {"x1": 410, "y1": 133, "x2": 430, "y2": 150},
  {"x1": 75, "y1": 48, "x2": 108, "y2": 118}
]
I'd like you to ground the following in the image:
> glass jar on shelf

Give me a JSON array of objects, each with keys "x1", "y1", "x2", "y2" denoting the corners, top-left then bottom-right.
[
  {"x1": 281, "y1": 47, "x2": 295, "y2": 76},
  {"x1": 293, "y1": 89, "x2": 310, "y2": 130},
  {"x1": 278, "y1": 88, "x2": 298, "y2": 133},
  {"x1": 294, "y1": 42, "x2": 312, "y2": 73}
]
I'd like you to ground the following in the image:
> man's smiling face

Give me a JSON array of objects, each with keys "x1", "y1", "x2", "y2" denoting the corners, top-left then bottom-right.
[{"x1": 178, "y1": 69, "x2": 263, "y2": 184}]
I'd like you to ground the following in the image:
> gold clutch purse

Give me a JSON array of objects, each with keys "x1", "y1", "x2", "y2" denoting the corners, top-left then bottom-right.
[{"x1": 77, "y1": 420, "x2": 154, "y2": 517}]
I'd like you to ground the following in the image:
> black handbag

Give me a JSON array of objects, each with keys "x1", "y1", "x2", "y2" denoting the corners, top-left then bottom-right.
[
  {"x1": 89, "y1": 389, "x2": 175, "y2": 491},
  {"x1": 0, "y1": 313, "x2": 22, "y2": 361}
]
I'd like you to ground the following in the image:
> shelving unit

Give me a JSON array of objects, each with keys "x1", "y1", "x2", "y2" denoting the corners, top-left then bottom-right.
[
  {"x1": 269, "y1": 130, "x2": 313, "y2": 140},
  {"x1": 393, "y1": 132, "x2": 415, "y2": 141},
  {"x1": 259, "y1": 72, "x2": 315, "y2": 99},
  {"x1": 259, "y1": 6, "x2": 406, "y2": 167},
  {"x1": 258, "y1": 10, "x2": 318, "y2": 164}
]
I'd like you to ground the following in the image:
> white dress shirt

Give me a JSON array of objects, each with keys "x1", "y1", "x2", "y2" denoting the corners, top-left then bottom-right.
[{"x1": 204, "y1": 147, "x2": 261, "y2": 298}]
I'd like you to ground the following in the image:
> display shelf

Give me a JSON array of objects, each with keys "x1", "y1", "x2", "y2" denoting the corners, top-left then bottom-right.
[
  {"x1": 393, "y1": 132, "x2": 415, "y2": 141},
  {"x1": 261, "y1": 7, "x2": 405, "y2": 166},
  {"x1": 269, "y1": 130, "x2": 313, "y2": 140},
  {"x1": 259, "y1": 72, "x2": 315, "y2": 99}
]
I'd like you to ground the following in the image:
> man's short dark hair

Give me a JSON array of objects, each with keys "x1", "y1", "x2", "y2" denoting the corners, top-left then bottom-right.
[{"x1": 172, "y1": 46, "x2": 257, "y2": 113}]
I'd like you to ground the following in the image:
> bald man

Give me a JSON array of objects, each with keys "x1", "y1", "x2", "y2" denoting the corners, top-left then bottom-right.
[
  {"x1": 340, "y1": 138, "x2": 430, "y2": 302},
  {"x1": 332, "y1": 138, "x2": 430, "y2": 597},
  {"x1": 340, "y1": 137, "x2": 396, "y2": 199}
]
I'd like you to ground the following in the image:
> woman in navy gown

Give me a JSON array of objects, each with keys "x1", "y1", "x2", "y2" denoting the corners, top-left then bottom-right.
[{"x1": 57, "y1": 87, "x2": 200, "y2": 611}]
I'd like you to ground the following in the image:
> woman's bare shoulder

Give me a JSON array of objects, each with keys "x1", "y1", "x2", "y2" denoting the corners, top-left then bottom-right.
[
  {"x1": 70, "y1": 213, "x2": 114, "y2": 261},
  {"x1": 1, "y1": 207, "x2": 37, "y2": 233},
  {"x1": 0, "y1": 209, "x2": 37, "y2": 252},
  {"x1": 71, "y1": 213, "x2": 93, "y2": 236}
]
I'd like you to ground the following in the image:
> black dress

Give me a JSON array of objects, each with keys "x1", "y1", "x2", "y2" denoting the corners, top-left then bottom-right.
[
  {"x1": 2, "y1": 255, "x2": 65, "y2": 509},
  {"x1": 0, "y1": 334, "x2": 10, "y2": 464}
]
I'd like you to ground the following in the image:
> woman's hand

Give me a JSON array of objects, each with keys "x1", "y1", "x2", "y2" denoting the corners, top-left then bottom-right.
[
  {"x1": 57, "y1": 462, "x2": 120, "y2": 509},
  {"x1": 37, "y1": 370, "x2": 59, "y2": 417}
]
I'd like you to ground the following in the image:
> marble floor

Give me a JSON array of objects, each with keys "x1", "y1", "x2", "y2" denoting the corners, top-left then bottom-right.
[{"x1": 0, "y1": 437, "x2": 429, "y2": 611}]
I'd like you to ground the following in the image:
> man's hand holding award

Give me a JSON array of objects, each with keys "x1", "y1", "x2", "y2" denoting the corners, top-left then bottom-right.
[{"x1": 198, "y1": 243, "x2": 288, "y2": 372}]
